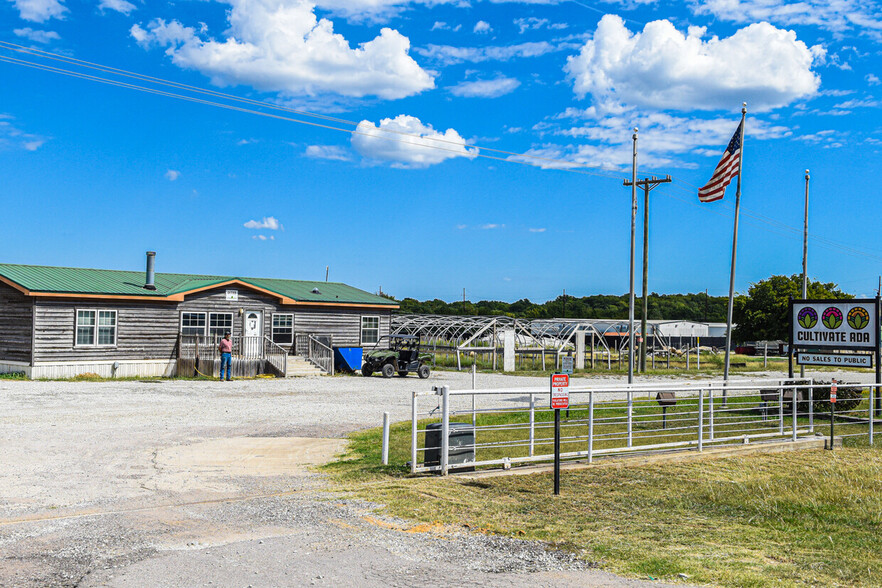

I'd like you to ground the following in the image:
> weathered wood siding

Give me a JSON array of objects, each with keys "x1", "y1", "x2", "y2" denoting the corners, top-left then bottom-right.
[
  {"x1": 179, "y1": 288, "x2": 279, "y2": 338},
  {"x1": 33, "y1": 299, "x2": 179, "y2": 362},
  {"x1": 30, "y1": 283, "x2": 395, "y2": 362},
  {"x1": 0, "y1": 282, "x2": 33, "y2": 363},
  {"x1": 293, "y1": 308, "x2": 392, "y2": 347}
]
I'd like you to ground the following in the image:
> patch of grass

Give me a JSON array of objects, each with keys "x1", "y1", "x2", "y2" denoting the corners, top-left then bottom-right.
[
  {"x1": 0, "y1": 371, "x2": 27, "y2": 379},
  {"x1": 326, "y1": 417, "x2": 882, "y2": 586}
]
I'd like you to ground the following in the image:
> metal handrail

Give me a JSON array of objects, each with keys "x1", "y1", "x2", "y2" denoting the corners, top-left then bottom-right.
[
  {"x1": 264, "y1": 336, "x2": 288, "y2": 377},
  {"x1": 307, "y1": 334, "x2": 335, "y2": 375}
]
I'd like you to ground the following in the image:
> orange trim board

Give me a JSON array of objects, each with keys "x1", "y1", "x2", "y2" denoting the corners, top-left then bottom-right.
[{"x1": 1, "y1": 277, "x2": 399, "y2": 309}]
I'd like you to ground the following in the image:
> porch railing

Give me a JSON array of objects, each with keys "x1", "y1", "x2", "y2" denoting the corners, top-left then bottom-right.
[
  {"x1": 307, "y1": 335, "x2": 334, "y2": 375},
  {"x1": 177, "y1": 334, "x2": 287, "y2": 378}
]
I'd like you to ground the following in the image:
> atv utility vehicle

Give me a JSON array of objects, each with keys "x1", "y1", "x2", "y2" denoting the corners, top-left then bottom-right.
[{"x1": 361, "y1": 335, "x2": 432, "y2": 379}]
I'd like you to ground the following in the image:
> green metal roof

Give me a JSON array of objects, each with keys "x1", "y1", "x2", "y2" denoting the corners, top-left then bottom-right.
[{"x1": 0, "y1": 263, "x2": 397, "y2": 306}]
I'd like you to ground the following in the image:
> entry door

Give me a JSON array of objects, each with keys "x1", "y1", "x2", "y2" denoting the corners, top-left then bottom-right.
[{"x1": 244, "y1": 310, "x2": 263, "y2": 357}]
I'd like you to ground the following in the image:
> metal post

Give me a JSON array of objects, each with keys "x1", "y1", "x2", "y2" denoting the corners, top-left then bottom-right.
[
  {"x1": 698, "y1": 389, "x2": 704, "y2": 452},
  {"x1": 529, "y1": 393, "x2": 535, "y2": 457},
  {"x1": 778, "y1": 387, "x2": 784, "y2": 436},
  {"x1": 869, "y1": 385, "x2": 874, "y2": 446},
  {"x1": 764, "y1": 342, "x2": 768, "y2": 368},
  {"x1": 588, "y1": 391, "x2": 594, "y2": 464},
  {"x1": 829, "y1": 399, "x2": 835, "y2": 451},
  {"x1": 471, "y1": 361, "x2": 477, "y2": 427},
  {"x1": 640, "y1": 180, "x2": 649, "y2": 374},
  {"x1": 709, "y1": 387, "x2": 714, "y2": 441},
  {"x1": 411, "y1": 392, "x2": 418, "y2": 474},
  {"x1": 627, "y1": 388, "x2": 633, "y2": 448},
  {"x1": 628, "y1": 127, "x2": 638, "y2": 385},
  {"x1": 382, "y1": 412, "x2": 390, "y2": 465},
  {"x1": 723, "y1": 104, "x2": 748, "y2": 394},
  {"x1": 554, "y1": 408, "x2": 561, "y2": 495},
  {"x1": 441, "y1": 386, "x2": 450, "y2": 475},
  {"x1": 808, "y1": 381, "x2": 814, "y2": 433},
  {"x1": 801, "y1": 169, "x2": 809, "y2": 379},
  {"x1": 792, "y1": 386, "x2": 798, "y2": 442}
]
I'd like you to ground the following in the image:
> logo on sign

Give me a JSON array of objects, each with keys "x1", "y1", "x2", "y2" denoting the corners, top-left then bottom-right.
[{"x1": 831, "y1": 380, "x2": 838, "y2": 404}]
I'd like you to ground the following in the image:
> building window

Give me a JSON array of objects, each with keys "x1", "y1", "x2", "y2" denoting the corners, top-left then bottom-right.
[
  {"x1": 76, "y1": 309, "x2": 117, "y2": 346},
  {"x1": 361, "y1": 316, "x2": 379, "y2": 345},
  {"x1": 181, "y1": 312, "x2": 206, "y2": 336},
  {"x1": 272, "y1": 313, "x2": 293, "y2": 344},
  {"x1": 209, "y1": 313, "x2": 233, "y2": 338}
]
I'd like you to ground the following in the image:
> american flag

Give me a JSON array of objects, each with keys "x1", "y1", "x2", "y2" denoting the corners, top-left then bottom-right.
[{"x1": 698, "y1": 121, "x2": 743, "y2": 203}]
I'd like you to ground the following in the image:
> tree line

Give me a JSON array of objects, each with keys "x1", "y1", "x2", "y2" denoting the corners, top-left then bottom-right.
[
  {"x1": 387, "y1": 274, "x2": 852, "y2": 343},
  {"x1": 391, "y1": 292, "x2": 729, "y2": 322}
]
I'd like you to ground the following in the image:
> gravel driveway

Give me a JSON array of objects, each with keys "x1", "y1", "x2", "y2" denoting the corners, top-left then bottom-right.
[{"x1": 4, "y1": 368, "x2": 850, "y2": 586}]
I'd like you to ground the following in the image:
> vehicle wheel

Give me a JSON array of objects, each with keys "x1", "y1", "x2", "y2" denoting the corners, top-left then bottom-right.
[
  {"x1": 418, "y1": 364, "x2": 431, "y2": 379},
  {"x1": 381, "y1": 363, "x2": 395, "y2": 378},
  {"x1": 397, "y1": 371, "x2": 409, "y2": 377},
  {"x1": 361, "y1": 367, "x2": 373, "y2": 377}
]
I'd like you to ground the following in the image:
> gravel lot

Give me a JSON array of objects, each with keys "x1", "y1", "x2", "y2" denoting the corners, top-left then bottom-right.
[{"x1": 2, "y1": 368, "x2": 859, "y2": 586}]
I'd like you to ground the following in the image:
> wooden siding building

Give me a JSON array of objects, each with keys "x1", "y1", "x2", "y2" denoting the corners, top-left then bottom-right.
[{"x1": 0, "y1": 256, "x2": 397, "y2": 378}]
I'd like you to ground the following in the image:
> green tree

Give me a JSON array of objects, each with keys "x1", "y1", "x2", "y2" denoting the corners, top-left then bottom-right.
[{"x1": 732, "y1": 274, "x2": 852, "y2": 343}]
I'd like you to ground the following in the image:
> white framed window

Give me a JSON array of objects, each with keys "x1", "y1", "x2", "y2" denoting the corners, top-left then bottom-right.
[
  {"x1": 361, "y1": 316, "x2": 379, "y2": 345},
  {"x1": 180, "y1": 312, "x2": 206, "y2": 336},
  {"x1": 209, "y1": 312, "x2": 234, "y2": 338},
  {"x1": 76, "y1": 309, "x2": 117, "y2": 347},
  {"x1": 272, "y1": 313, "x2": 294, "y2": 344}
]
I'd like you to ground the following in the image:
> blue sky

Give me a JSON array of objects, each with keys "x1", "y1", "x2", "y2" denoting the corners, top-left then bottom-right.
[{"x1": 1, "y1": 0, "x2": 881, "y2": 303}]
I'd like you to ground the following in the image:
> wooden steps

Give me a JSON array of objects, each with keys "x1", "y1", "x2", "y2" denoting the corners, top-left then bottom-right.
[{"x1": 285, "y1": 355, "x2": 325, "y2": 377}]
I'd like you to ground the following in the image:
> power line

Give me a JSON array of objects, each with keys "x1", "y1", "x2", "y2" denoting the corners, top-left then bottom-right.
[{"x1": 0, "y1": 41, "x2": 626, "y2": 180}]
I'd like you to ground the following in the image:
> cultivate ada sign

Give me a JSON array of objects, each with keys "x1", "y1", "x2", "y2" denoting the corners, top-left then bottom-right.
[{"x1": 791, "y1": 300, "x2": 878, "y2": 351}]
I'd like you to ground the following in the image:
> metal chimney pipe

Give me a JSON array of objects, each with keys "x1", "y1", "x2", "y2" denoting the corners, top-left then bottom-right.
[{"x1": 145, "y1": 251, "x2": 157, "y2": 290}]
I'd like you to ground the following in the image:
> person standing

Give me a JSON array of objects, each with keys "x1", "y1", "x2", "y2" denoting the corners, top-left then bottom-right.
[{"x1": 218, "y1": 331, "x2": 233, "y2": 381}]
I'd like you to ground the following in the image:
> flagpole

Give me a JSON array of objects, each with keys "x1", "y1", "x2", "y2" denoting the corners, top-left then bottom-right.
[
  {"x1": 801, "y1": 169, "x2": 810, "y2": 378},
  {"x1": 629, "y1": 127, "x2": 638, "y2": 386},
  {"x1": 723, "y1": 103, "x2": 747, "y2": 395}
]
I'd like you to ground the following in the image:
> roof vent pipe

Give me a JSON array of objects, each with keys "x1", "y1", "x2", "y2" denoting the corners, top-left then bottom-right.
[{"x1": 145, "y1": 251, "x2": 157, "y2": 290}]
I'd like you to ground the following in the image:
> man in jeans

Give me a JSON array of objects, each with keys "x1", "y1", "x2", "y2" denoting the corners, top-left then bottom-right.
[{"x1": 218, "y1": 331, "x2": 233, "y2": 381}]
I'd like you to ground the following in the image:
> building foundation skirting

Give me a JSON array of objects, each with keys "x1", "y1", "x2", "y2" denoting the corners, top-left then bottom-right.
[{"x1": 0, "y1": 359, "x2": 177, "y2": 379}]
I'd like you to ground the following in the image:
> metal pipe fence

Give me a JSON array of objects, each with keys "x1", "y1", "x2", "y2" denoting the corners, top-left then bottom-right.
[{"x1": 409, "y1": 378, "x2": 880, "y2": 474}]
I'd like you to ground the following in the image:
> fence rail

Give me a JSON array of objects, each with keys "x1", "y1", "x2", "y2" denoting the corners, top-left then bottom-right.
[{"x1": 410, "y1": 378, "x2": 880, "y2": 475}]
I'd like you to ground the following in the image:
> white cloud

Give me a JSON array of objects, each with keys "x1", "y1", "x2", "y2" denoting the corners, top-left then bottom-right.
[
  {"x1": 456, "y1": 224, "x2": 467, "y2": 229},
  {"x1": 9, "y1": 0, "x2": 66, "y2": 22},
  {"x1": 515, "y1": 109, "x2": 791, "y2": 170},
  {"x1": 529, "y1": 227, "x2": 546, "y2": 232},
  {"x1": 98, "y1": 0, "x2": 135, "y2": 15},
  {"x1": 13, "y1": 27, "x2": 60, "y2": 43},
  {"x1": 352, "y1": 115, "x2": 479, "y2": 168},
  {"x1": 565, "y1": 15, "x2": 821, "y2": 112},
  {"x1": 481, "y1": 223, "x2": 502, "y2": 229},
  {"x1": 450, "y1": 76, "x2": 520, "y2": 98},
  {"x1": 514, "y1": 17, "x2": 567, "y2": 34},
  {"x1": 431, "y1": 21, "x2": 461, "y2": 32},
  {"x1": 164, "y1": 169, "x2": 180, "y2": 181},
  {"x1": 691, "y1": 0, "x2": 882, "y2": 39},
  {"x1": 474, "y1": 20, "x2": 492, "y2": 34},
  {"x1": 867, "y1": 74, "x2": 881, "y2": 86},
  {"x1": 304, "y1": 144, "x2": 351, "y2": 161},
  {"x1": 0, "y1": 114, "x2": 48, "y2": 151},
  {"x1": 415, "y1": 41, "x2": 558, "y2": 66},
  {"x1": 131, "y1": 0, "x2": 434, "y2": 100},
  {"x1": 252, "y1": 234, "x2": 275, "y2": 240},
  {"x1": 244, "y1": 216, "x2": 282, "y2": 230}
]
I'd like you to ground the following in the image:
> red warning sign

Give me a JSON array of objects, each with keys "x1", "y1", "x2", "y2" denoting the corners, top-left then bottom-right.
[
  {"x1": 551, "y1": 373, "x2": 569, "y2": 409},
  {"x1": 831, "y1": 380, "x2": 837, "y2": 404}
]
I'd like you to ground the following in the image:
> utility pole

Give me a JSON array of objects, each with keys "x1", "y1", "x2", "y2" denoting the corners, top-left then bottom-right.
[
  {"x1": 623, "y1": 174, "x2": 672, "y2": 372},
  {"x1": 627, "y1": 128, "x2": 638, "y2": 385},
  {"x1": 563, "y1": 288, "x2": 567, "y2": 318}
]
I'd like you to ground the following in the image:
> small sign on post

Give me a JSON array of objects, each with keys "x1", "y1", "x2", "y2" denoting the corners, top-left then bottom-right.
[
  {"x1": 551, "y1": 373, "x2": 570, "y2": 409},
  {"x1": 550, "y1": 373, "x2": 569, "y2": 495},
  {"x1": 829, "y1": 379, "x2": 837, "y2": 451},
  {"x1": 561, "y1": 356, "x2": 574, "y2": 375}
]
